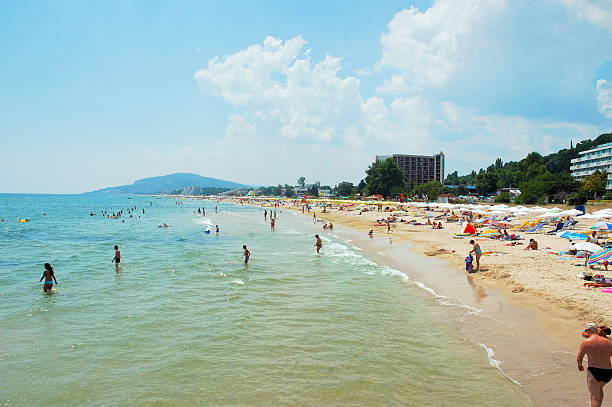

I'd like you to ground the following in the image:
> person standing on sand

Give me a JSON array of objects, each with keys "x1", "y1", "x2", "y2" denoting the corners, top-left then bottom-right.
[
  {"x1": 315, "y1": 235, "x2": 322, "y2": 253},
  {"x1": 40, "y1": 263, "x2": 57, "y2": 292},
  {"x1": 469, "y1": 240, "x2": 482, "y2": 272},
  {"x1": 577, "y1": 323, "x2": 612, "y2": 407},
  {"x1": 112, "y1": 245, "x2": 121, "y2": 271},
  {"x1": 243, "y1": 245, "x2": 250, "y2": 265}
]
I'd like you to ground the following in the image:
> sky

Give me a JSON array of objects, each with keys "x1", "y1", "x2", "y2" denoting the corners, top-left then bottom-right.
[{"x1": 1, "y1": 0, "x2": 611, "y2": 193}]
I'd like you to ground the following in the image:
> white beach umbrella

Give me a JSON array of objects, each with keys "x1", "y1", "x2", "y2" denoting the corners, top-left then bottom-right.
[
  {"x1": 537, "y1": 212, "x2": 561, "y2": 218},
  {"x1": 559, "y1": 209, "x2": 584, "y2": 216},
  {"x1": 577, "y1": 213, "x2": 607, "y2": 219},
  {"x1": 530, "y1": 207, "x2": 549, "y2": 212},
  {"x1": 572, "y1": 242, "x2": 603, "y2": 252}
]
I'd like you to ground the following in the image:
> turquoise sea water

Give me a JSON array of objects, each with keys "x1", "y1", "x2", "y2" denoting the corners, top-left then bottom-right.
[{"x1": 0, "y1": 194, "x2": 527, "y2": 406}]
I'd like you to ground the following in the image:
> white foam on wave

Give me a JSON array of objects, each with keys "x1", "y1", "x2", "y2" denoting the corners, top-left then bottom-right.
[
  {"x1": 192, "y1": 217, "x2": 214, "y2": 227},
  {"x1": 478, "y1": 343, "x2": 521, "y2": 387},
  {"x1": 380, "y1": 266, "x2": 483, "y2": 315},
  {"x1": 231, "y1": 279, "x2": 244, "y2": 286}
]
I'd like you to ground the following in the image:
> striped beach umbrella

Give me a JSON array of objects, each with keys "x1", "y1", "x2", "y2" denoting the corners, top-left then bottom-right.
[{"x1": 587, "y1": 248, "x2": 612, "y2": 265}]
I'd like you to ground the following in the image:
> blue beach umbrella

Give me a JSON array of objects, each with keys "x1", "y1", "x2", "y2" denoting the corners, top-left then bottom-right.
[{"x1": 591, "y1": 221, "x2": 612, "y2": 230}]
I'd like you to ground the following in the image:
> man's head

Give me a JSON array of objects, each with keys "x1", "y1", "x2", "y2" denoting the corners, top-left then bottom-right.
[
  {"x1": 243, "y1": 245, "x2": 247, "y2": 249},
  {"x1": 585, "y1": 323, "x2": 599, "y2": 335},
  {"x1": 114, "y1": 245, "x2": 118, "y2": 250}
]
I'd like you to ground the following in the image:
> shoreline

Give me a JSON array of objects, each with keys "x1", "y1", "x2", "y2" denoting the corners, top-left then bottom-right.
[{"x1": 239, "y1": 199, "x2": 599, "y2": 406}]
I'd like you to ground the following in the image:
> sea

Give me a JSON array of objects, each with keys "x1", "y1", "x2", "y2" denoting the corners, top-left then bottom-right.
[{"x1": 0, "y1": 194, "x2": 527, "y2": 406}]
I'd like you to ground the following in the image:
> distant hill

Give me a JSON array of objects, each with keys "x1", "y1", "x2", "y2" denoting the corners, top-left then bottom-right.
[{"x1": 88, "y1": 173, "x2": 248, "y2": 195}]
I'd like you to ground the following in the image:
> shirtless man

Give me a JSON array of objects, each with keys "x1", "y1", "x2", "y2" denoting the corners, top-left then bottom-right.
[
  {"x1": 577, "y1": 323, "x2": 612, "y2": 407},
  {"x1": 315, "y1": 235, "x2": 322, "y2": 253},
  {"x1": 243, "y1": 245, "x2": 250, "y2": 265},
  {"x1": 112, "y1": 245, "x2": 121, "y2": 271}
]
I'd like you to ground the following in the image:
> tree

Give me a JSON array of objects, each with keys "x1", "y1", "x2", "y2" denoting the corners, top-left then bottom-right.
[
  {"x1": 581, "y1": 170, "x2": 607, "y2": 199},
  {"x1": 357, "y1": 179, "x2": 366, "y2": 194},
  {"x1": 337, "y1": 182, "x2": 354, "y2": 197},
  {"x1": 363, "y1": 158, "x2": 405, "y2": 198},
  {"x1": 297, "y1": 177, "x2": 306, "y2": 187},
  {"x1": 495, "y1": 192, "x2": 511, "y2": 203},
  {"x1": 413, "y1": 181, "x2": 449, "y2": 200}
]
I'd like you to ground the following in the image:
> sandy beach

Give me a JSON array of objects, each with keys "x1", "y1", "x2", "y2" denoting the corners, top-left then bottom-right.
[{"x1": 235, "y1": 198, "x2": 612, "y2": 406}]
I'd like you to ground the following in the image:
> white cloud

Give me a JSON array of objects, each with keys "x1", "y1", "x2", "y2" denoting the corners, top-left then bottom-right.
[
  {"x1": 194, "y1": 36, "x2": 362, "y2": 143},
  {"x1": 378, "y1": 0, "x2": 505, "y2": 88},
  {"x1": 560, "y1": 0, "x2": 612, "y2": 32},
  {"x1": 596, "y1": 79, "x2": 612, "y2": 118}
]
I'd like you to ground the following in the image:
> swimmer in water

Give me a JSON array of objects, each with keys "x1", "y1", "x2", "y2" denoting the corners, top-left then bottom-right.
[
  {"x1": 215, "y1": 225, "x2": 219, "y2": 233},
  {"x1": 243, "y1": 245, "x2": 250, "y2": 265},
  {"x1": 112, "y1": 245, "x2": 121, "y2": 271},
  {"x1": 315, "y1": 234, "x2": 322, "y2": 254},
  {"x1": 40, "y1": 263, "x2": 57, "y2": 292}
]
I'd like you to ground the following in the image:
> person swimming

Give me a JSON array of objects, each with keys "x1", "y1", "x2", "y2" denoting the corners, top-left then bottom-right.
[{"x1": 39, "y1": 263, "x2": 57, "y2": 292}]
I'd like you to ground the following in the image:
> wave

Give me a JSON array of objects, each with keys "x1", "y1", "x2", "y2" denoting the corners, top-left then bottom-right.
[{"x1": 478, "y1": 343, "x2": 521, "y2": 387}]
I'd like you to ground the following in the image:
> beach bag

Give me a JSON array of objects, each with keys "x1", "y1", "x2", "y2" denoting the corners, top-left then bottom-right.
[{"x1": 465, "y1": 254, "x2": 473, "y2": 273}]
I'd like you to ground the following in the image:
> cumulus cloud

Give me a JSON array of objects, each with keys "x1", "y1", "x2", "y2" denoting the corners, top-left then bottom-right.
[
  {"x1": 596, "y1": 79, "x2": 612, "y2": 118},
  {"x1": 193, "y1": 26, "x2": 609, "y2": 184},
  {"x1": 560, "y1": 0, "x2": 612, "y2": 32},
  {"x1": 377, "y1": 0, "x2": 505, "y2": 88},
  {"x1": 194, "y1": 36, "x2": 362, "y2": 143}
]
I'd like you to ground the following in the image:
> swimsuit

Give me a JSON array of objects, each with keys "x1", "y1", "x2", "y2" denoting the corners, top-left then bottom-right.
[
  {"x1": 474, "y1": 246, "x2": 482, "y2": 255},
  {"x1": 44, "y1": 280, "x2": 53, "y2": 286},
  {"x1": 588, "y1": 367, "x2": 612, "y2": 383},
  {"x1": 115, "y1": 258, "x2": 121, "y2": 264}
]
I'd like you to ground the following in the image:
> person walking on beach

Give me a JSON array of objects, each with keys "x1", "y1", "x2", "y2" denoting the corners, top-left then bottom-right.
[
  {"x1": 469, "y1": 240, "x2": 482, "y2": 272},
  {"x1": 577, "y1": 323, "x2": 612, "y2": 407},
  {"x1": 313, "y1": 212, "x2": 316, "y2": 223},
  {"x1": 112, "y1": 245, "x2": 121, "y2": 271},
  {"x1": 315, "y1": 234, "x2": 322, "y2": 254},
  {"x1": 270, "y1": 217, "x2": 275, "y2": 231},
  {"x1": 40, "y1": 263, "x2": 57, "y2": 292},
  {"x1": 243, "y1": 245, "x2": 250, "y2": 265},
  {"x1": 264, "y1": 209, "x2": 267, "y2": 221}
]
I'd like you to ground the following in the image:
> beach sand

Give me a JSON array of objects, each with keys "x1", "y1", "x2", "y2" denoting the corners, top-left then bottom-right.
[{"x1": 242, "y1": 199, "x2": 612, "y2": 406}]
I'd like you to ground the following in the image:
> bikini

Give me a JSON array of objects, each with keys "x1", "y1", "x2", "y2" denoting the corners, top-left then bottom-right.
[{"x1": 589, "y1": 367, "x2": 612, "y2": 383}]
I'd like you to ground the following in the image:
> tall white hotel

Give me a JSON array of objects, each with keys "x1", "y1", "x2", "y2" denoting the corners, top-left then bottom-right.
[{"x1": 570, "y1": 142, "x2": 612, "y2": 190}]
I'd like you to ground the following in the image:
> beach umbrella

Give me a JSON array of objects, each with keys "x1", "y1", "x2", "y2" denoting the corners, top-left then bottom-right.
[
  {"x1": 559, "y1": 209, "x2": 584, "y2": 216},
  {"x1": 587, "y1": 248, "x2": 612, "y2": 265},
  {"x1": 537, "y1": 212, "x2": 560, "y2": 218},
  {"x1": 572, "y1": 242, "x2": 603, "y2": 252},
  {"x1": 557, "y1": 231, "x2": 588, "y2": 240},
  {"x1": 591, "y1": 222, "x2": 612, "y2": 230}
]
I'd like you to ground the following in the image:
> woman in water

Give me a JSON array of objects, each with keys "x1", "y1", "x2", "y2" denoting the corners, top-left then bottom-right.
[{"x1": 39, "y1": 263, "x2": 57, "y2": 292}]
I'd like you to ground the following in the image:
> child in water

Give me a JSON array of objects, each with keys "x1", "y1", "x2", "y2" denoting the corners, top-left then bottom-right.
[
  {"x1": 112, "y1": 245, "x2": 121, "y2": 271},
  {"x1": 40, "y1": 263, "x2": 57, "y2": 292}
]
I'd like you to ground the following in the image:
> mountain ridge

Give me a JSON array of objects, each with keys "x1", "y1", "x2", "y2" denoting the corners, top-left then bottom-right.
[{"x1": 87, "y1": 173, "x2": 248, "y2": 195}]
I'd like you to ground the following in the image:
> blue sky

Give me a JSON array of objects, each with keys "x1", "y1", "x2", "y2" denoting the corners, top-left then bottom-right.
[{"x1": 1, "y1": 0, "x2": 611, "y2": 193}]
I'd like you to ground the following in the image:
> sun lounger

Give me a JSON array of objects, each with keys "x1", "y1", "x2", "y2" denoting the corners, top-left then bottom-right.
[{"x1": 525, "y1": 223, "x2": 543, "y2": 233}]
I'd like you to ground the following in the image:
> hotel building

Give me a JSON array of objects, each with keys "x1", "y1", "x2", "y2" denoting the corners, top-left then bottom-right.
[
  {"x1": 376, "y1": 152, "x2": 445, "y2": 185},
  {"x1": 570, "y1": 142, "x2": 612, "y2": 190}
]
